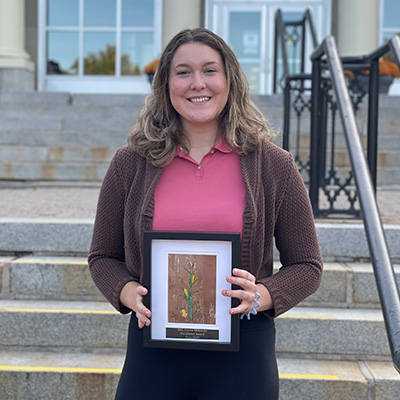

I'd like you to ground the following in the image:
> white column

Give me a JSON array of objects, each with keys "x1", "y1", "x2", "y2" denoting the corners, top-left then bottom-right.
[
  {"x1": 162, "y1": 0, "x2": 202, "y2": 49},
  {"x1": 0, "y1": 0, "x2": 34, "y2": 69},
  {"x1": 336, "y1": 0, "x2": 379, "y2": 57}
]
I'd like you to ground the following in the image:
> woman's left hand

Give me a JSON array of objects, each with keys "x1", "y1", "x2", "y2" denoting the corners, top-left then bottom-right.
[{"x1": 222, "y1": 268, "x2": 259, "y2": 315}]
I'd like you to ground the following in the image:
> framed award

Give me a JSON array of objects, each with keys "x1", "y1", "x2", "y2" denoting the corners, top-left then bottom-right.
[{"x1": 142, "y1": 231, "x2": 240, "y2": 352}]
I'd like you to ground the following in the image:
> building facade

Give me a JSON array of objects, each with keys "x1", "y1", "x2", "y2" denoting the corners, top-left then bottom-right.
[{"x1": 0, "y1": 0, "x2": 399, "y2": 95}]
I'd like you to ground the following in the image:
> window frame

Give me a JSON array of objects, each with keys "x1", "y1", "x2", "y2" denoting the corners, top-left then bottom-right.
[{"x1": 38, "y1": 0, "x2": 162, "y2": 93}]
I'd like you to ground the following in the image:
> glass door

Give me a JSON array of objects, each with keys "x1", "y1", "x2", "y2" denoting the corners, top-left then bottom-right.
[
  {"x1": 38, "y1": 0, "x2": 162, "y2": 93},
  {"x1": 208, "y1": 3, "x2": 267, "y2": 94},
  {"x1": 228, "y1": 9, "x2": 265, "y2": 94},
  {"x1": 205, "y1": 0, "x2": 332, "y2": 94}
]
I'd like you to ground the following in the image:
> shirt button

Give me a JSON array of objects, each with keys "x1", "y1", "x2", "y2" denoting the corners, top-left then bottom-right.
[
  {"x1": 198, "y1": 166, "x2": 201, "y2": 170},
  {"x1": 211, "y1": 150, "x2": 215, "y2": 154}
]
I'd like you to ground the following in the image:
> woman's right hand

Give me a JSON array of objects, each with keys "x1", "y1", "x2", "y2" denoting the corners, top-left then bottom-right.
[{"x1": 120, "y1": 281, "x2": 152, "y2": 328}]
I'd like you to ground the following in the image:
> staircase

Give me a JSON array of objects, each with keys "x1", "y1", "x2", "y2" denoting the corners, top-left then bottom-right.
[
  {"x1": 1, "y1": 92, "x2": 399, "y2": 185},
  {"x1": 0, "y1": 92, "x2": 283, "y2": 183},
  {"x1": 0, "y1": 92, "x2": 143, "y2": 182},
  {"x1": 0, "y1": 208, "x2": 400, "y2": 399},
  {"x1": 1, "y1": 91, "x2": 400, "y2": 398}
]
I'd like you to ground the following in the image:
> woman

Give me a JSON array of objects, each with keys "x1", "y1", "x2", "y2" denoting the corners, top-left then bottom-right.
[{"x1": 88, "y1": 28, "x2": 322, "y2": 399}]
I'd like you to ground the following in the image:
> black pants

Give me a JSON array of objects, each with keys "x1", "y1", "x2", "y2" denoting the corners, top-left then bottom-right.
[{"x1": 115, "y1": 313, "x2": 279, "y2": 400}]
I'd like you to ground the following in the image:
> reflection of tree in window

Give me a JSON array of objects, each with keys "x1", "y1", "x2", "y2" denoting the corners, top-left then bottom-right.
[
  {"x1": 70, "y1": 45, "x2": 140, "y2": 75},
  {"x1": 122, "y1": 55, "x2": 141, "y2": 76},
  {"x1": 47, "y1": 60, "x2": 77, "y2": 75}
]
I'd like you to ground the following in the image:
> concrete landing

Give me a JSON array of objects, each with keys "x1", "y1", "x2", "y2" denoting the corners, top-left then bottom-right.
[{"x1": 0, "y1": 184, "x2": 399, "y2": 224}]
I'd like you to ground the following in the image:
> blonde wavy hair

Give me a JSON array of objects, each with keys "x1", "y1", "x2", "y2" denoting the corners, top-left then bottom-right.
[{"x1": 128, "y1": 28, "x2": 274, "y2": 167}]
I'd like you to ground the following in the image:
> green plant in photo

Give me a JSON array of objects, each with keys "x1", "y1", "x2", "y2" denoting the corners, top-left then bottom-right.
[{"x1": 182, "y1": 262, "x2": 198, "y2": 320}]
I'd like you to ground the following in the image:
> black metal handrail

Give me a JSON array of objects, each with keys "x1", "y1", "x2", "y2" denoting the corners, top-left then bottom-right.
[
  {"x1": 273, "y1": 9, "x2": 318, "y2": 93},
  {"x1": 340, "y1": 37, "x2": 400, "y2": 189},
  {"x1": 274, "y1": 9, "x2": 319, "y2": 185},
  {"x1": 311, "y1": 35, "x2": 400, "y2": 372}
]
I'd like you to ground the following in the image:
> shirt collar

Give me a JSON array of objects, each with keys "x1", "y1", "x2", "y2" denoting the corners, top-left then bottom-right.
[
  {"x1": 213, "y1": 137, "x2": 232, "y2": 154},
  {"x1": 175, "y1": 137, "x2": 232, "y2": 158}
]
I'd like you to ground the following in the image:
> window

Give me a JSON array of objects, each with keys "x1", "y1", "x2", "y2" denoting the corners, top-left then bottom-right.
[
  {"x1": 38, "y1": 0, "x2": 162, "y2": 93},
  {"x1": 381, "y1": 0, "x2": 400, "y2": 43}
]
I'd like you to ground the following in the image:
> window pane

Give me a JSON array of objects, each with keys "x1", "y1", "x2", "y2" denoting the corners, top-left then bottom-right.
[
  {"x1": 384, "y1": 0, "x2": 400, "y2": 28},
  {"x1": 229, "y1": 12, "x2": 261, "y2": 93},
  {"x1": 84, "y1": 33, "x2": 116, "y2": 75},
  {"x1": 282, "y1": 11, "x2": 303, "y2": 22},
  {"x1": 229, "y1": 12, "x2": 260, "y2": 58},
  {"x1": 47, "y1": 31, "x2": 79, "y2": 74},
  {"x1": 241, "y1": 64, "x2": 260, "y2": 93},
  {"x1": 122, "y1": 0, "x2": 154, "y2": 27},
  {"x1": 48, "y1": 0, "x2": 79, "y2": 26},
  {"x1": 85, "y1": 0, "x2": 116, "y2": 27},
  {"x1": 121, "y1": 32, "x2": 154, "y2": 75}
]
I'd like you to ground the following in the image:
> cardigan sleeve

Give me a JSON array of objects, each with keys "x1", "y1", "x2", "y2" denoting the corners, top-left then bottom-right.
[
  {"x1": 258, "y1": 154, "x2": 323, "y2": 317},
  {"x1": 88, "y1": 149, "x2": 138, "y2": 313}
]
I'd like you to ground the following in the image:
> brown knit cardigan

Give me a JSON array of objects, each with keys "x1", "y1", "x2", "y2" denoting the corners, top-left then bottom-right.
[{"x1": 88, "y1": 141, "x2": 323, "y2": 317}]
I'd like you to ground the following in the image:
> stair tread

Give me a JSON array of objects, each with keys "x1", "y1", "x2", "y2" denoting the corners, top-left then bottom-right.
[
  {"x1": 0, "y1": 299, "x2": 383, "y2": 320},
  {"x1": 0, "y1": 350, "x2": 397, "y2": 382},
  {"x1": 0, "y1": 299, "x2": 111, "y2": 312}
]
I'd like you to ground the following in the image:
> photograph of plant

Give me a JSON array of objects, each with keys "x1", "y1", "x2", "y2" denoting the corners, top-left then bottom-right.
[{"x1": 168, "y1": 254, "x2": 217, "y2": 325}]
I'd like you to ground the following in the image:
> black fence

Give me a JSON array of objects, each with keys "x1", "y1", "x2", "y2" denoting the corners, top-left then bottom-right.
[
  {"x1": 274, "y1": 9, "x2": 400, "y2": 219},
  {"x1": 274, "y1": 8, "x2": 400, "y2": 373}
]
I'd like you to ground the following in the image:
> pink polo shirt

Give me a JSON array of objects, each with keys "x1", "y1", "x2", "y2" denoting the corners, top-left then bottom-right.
[{"x1": 153, "y1": 139, "x2": 246, "y2": 234}]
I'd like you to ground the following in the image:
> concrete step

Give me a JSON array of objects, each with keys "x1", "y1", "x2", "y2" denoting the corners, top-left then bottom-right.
[
  {"x1": 294, "y1": 148, "x2": 400, "y2": 169},
  {"x1": 0, "y1": 300, "x2": 129, "y2": 351},
  {"x1": 1, "y1": 218, "x2": 398, "y2": 260},
  {"x1": 289, "y1": 132, "x2": 400, "y2": 155},
  {"x1": 302, "y1": 262, "x2": 400, "y2": 309},
  {"x1": 0, "y1": 300, "x2": 389, "y2": 359},
  {"x1": 0, "y1": 350, "x2": 122, "y2": 400},
  {"x1": 0, "y1": 91, "x2": 284, "y2": 107},
  {"x1": 2, "y1": 351, "x2": 397, "y2": 400},
  {"x1": 1, "y1": 255, "x2": 399, "y2": 308},
  {"x1": 0, "y1": 103, "x2": 141, "y2": 120},
  {"x1": 276, "y1": 307, "x2": 388, "y2": 360},
  {"x1": 5, "y1": 159, "x2": 397, "y2": 184},
  {"x1": 0, "y1": 117, "x2": 135, "y2": 132},
  {"x1": 0, "y1": 161, "x2": 108, "y2": 181},
  {"x1": 2, "y1": 143, "x2": 399, "y2": 167},
  {"x1": 0, "y1": 256, "x2": 103, "y2": 301},
  {"x1": 0, "y1": 91, "x2": 145, "y2": 106},
  {"x1": 0, "y1": 130, "x2": 127, "y2": 147},
  {"x1": 327, "y1": 166, "x2": 400, "y2": 186},
  {"x1": 0, "y1": 145, "x2": 118, "y2": 163}
]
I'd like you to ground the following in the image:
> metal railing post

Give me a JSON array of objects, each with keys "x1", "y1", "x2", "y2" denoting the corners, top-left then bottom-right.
[
  {"x1": 367, "y1": 59, "x2": 380, "y2": 191},
  {"x1": 309, "y1": 57, "x2": 322, "y2": 217},
  {"x1": 282, "y1": 79, "x2": 291, "y2": 150}
]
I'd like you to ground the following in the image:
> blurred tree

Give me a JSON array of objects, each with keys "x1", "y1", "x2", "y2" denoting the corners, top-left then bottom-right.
[{"x1": 70, "y1": 45, "x2": 141, "y2": 75}]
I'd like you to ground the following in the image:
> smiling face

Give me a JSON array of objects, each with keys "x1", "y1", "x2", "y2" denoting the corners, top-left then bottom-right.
[{"x1": 168, "y1": 43, "x2": 229, "y2": 136}]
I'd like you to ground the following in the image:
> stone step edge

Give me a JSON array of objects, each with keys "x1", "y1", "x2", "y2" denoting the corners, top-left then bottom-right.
[
  {"x1": 0, "y1": 351, "x2": 398, "y2": 399},
  {"x1": 0, "y1": 302, "x2": 392, "y2": 360},
  {"x1": 1, "y1": 256, "x2": 398, "y2": 308},
  {"x1": 0, "y1": 350, "x2": 394, "y2": 382},
  {"x1": 0, "y1": 218, "x2": 399, "y2": 259},
  {"x1": 0, "y1": 300, "x2": 385, "y2": 321}
]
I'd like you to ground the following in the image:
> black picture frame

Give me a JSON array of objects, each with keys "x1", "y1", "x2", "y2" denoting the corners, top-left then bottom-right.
[{"x1": 143, "y1": 231, "x2": 241, "y2": 352}]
